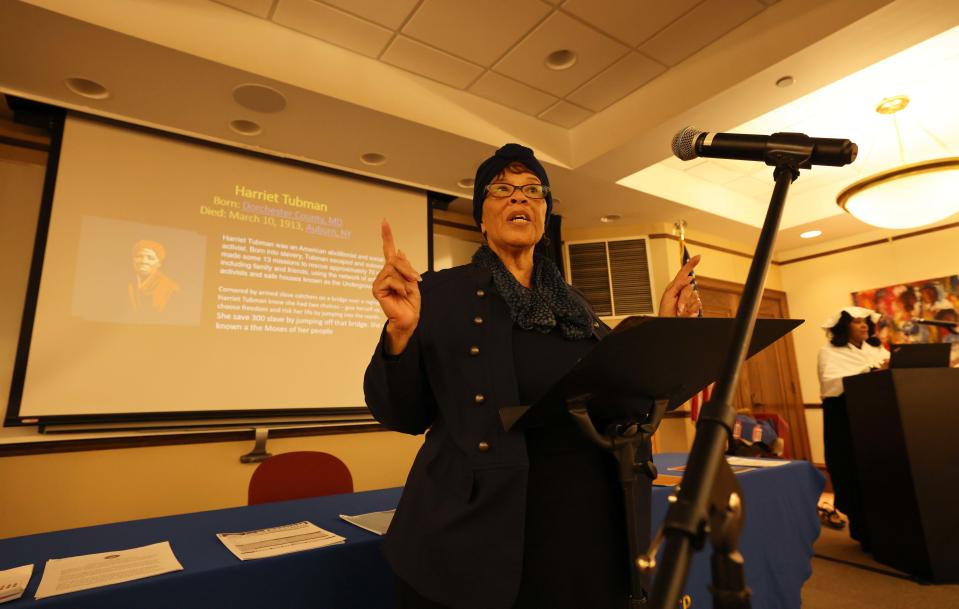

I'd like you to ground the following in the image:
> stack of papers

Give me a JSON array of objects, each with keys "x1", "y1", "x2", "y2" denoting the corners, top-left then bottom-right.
[
  {"x1": 726, "y1": 456, "x2": 791, "y2": 468},
  {"x1": 339, "y1": 509, "x2": 395, "y2": 535},
  {"x1": 217, "y1": 521, "x2": 345, "y2": 561},
  {"x1": 668, "y1": 464, "x2": 756, "y2": 474},
  {"x1": 35, "y1": 541, "x2": 182, "y2": 599},
  {"x1": 0, "y1": 565, "x2": 32, "y2": 604}
]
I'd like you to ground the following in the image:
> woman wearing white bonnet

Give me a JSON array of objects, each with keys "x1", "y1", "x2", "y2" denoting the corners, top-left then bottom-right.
[{"x1": 817, "y1": 305, "x2": 889, "y2": 550}]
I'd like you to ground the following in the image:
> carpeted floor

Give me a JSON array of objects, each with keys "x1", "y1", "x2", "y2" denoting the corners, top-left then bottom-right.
[{"x1": 802, "y1": 521, "x2": 959, "y2": 608}]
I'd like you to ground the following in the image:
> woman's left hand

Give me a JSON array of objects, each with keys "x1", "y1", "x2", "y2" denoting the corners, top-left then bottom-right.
[{"x1": 659, "y1": 255, "x2": 703, "y2": 317}]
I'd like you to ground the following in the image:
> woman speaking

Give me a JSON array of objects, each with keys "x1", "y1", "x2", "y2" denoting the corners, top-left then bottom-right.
[{"x1": 365, "y1": 143, "x2": 701, "y2": 609}]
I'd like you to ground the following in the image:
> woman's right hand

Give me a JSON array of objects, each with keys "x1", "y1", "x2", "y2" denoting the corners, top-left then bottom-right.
[{"x1": 372, "y1": 220, "x2": 422, "y2": 355}]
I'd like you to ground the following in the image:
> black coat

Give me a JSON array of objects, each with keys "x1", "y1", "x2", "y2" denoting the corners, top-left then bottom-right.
[{"x1": 364, "y1": 261, "x2": 608, "y2": 609}]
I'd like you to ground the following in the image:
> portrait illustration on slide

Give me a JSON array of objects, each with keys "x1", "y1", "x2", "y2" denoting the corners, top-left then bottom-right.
[
  {"x1": 71, "y1": 216, "x2": 206, "y2": 325},
  {"x1": 128, "y1": 239, "x2": 180, "y2": 313}
]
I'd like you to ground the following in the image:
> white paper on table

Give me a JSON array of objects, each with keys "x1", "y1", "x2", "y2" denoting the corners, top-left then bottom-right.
[
  {"x1": 34, "y1": 541, "x2": 183, "y2": 599},
  {"x1": 726, "y1": 456, "x2": 791, "y2": 468},
  {"x1": 339, "y1": 509, "x2": 395, "y2": 536},
  {"x1": 0, "y1": 564, "x2": 33, "y2": 603},
  {"x1": 216, "y1": 521, "x2": 345, "y2": 561}
]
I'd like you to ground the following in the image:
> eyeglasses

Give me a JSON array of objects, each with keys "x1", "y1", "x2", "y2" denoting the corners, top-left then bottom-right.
[{"x1": 485, "y1": 183, "x2": 550, "y2": 199}]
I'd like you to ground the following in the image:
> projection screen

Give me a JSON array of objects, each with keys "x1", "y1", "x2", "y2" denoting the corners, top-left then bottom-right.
[{"x1": 15, "y1": 114, "x2": 428, "y2": 420}]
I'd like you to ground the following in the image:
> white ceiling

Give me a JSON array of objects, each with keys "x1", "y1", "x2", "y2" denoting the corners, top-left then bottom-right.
[
  {"x1": 217, "y1": 0, "x2": 774, "y2": 127},
  {"x1": 622, "y1": 25, "x2": 959, "y2": 231},
  {"x1": 1, "y1": 0, "x2": 957, "y2": 257}
]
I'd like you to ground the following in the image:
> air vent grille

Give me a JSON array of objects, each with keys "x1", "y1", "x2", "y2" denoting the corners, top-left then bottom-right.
[
  {"x1": 567, "y1": 238, "x2": 653, "y2": 316},
  {"x1": 608, "y1": 239, "x2": 653, "y2": 314},
  {"x1": 567, "y1": 241, "x2": 612, "y2": 316}
]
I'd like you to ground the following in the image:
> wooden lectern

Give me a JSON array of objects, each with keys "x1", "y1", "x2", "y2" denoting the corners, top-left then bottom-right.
[{"x1": 843, "y1": 368, "x2": 959, "y2": 582}]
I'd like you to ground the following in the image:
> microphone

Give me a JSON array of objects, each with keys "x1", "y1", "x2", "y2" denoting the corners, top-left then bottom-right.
[
  {"x1": 672, "y1": 126, "x2": 857, "y2": 167},
  {"x1": 915, "y1": 319, "x2": 958, "y2": 329}
]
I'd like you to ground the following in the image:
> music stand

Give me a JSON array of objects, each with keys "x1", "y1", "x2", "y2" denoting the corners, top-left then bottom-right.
[{"x1": 500, "y1": 316, "x2": 801, "y2": 608}]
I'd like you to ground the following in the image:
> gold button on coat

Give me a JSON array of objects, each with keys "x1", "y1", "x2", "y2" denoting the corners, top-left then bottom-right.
[
  {"x1": 473, "y1": 316, "x2": 484, "y2": 325},
  {"x1": 478, "y1": 441, "x2": 490, "y2": 452},
  {"x1": 474, "y1": 393, "x2": 485, "y2": 404},
  {"x1": 475, "y1": 289, "x2": 486, "y2": 298},
  {"x1": 469, "y1": 346, "x2": 480, "y2": 356}
]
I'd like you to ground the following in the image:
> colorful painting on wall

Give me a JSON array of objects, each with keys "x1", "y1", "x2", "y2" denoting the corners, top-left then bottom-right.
[{"x1": 850, "y1": 275, "x2": 959, "y2": 346}]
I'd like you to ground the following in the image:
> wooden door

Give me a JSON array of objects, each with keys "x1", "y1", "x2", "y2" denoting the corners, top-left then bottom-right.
[
  {"x1": 697, "y1": 285, "x2": 752, "y2": 412},
  {"x1": 697, "y1": 277, "x2": 812, "y2": 460}
]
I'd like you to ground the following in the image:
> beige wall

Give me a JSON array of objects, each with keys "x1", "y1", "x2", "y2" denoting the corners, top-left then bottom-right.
[
  {"x1": 0, "y1": 430, "x2": 424, "y2": 539},
  {"x1": 780, "y1": 224, "x2": 959, "y2": 463},
  {"x1": 432, "y1": 210, "x2": 481, "y2": 271},
  {"x1": 564, "y1": 221, "x2": 785, "y2": 452},
  {"x1": 565, "y1": 221, "x2": 783, "y2": 293},
  {"x1": 779, "y1": 225, "x2": 959, "y2": 404},
  {"x1": 0, "y1": 126, "x2": 428, "y2": 541},
  {"x1": 568, "y1": 221, "x2": 959, "y2": 462},
  {"x1": 10, "y1": 153, "x2": 951, "y2": 539}
]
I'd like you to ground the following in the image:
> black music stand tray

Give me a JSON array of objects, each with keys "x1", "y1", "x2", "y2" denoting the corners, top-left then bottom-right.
[{"x1": 499, "y1": 315, "x2": 801, "y2": 608}]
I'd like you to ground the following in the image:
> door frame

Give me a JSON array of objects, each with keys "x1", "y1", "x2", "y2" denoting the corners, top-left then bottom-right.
[{"x1": 696, "y1": 276, "x2": 813, "y2": 460}]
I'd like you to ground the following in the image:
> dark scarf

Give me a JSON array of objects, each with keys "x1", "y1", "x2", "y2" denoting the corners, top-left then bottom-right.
[{"x1": 472, "y1": 245, "x2": 593, "y2": 340}]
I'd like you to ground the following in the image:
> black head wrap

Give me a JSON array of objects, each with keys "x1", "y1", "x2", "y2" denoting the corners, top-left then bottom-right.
[{"x1": 472, "y1": 143, "x2": 553, "y2": 228}]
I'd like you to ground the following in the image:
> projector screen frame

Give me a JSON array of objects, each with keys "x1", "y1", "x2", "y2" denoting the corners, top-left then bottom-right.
[{"x1": 4, "y1": 105, "x2": 435, "y2": 429}]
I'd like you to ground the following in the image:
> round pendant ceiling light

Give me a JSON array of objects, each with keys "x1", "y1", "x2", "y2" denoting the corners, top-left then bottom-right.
[{"x1": 837, "y1": 95, "x2": 959, "y2": 229}]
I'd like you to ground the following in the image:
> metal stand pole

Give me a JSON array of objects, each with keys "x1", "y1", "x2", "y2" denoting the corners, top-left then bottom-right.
[
  {"x1": 568, "y1": 395, "x2": 669, "y2": 608},
  {"x1": 643, "y1": 152, "x2": 808, "y2": 609}
]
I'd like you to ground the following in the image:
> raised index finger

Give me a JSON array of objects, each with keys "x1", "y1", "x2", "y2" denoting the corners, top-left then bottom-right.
[
  {"x1": 679, "y1": 254, "x2": 701, "y2": 277},
  {"x1": 381, "y1": 219, "x2": 397, "y2": 261}
]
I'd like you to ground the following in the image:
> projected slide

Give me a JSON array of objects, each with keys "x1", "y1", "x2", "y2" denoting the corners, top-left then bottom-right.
[{"x1": 18, "y1": 115, "x2": 427, "y2": 417}]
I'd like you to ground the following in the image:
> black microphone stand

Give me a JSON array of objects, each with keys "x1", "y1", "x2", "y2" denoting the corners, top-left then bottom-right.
[{"x1": 642, "y1": 139, "x2": 823, "y2": 609}]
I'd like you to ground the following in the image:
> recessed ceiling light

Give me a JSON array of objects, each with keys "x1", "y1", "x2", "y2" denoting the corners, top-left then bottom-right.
[
  {"x1": 800, "y1": 229, "x2": 822, "y2": 239},
  {"x1": 229, "y1": 119, "x2": 262, "y2": 136},
  {"x1": 232, "y1": 84, "x2": 287, "y2": 113},
  {"x1": 360, "y1": 152, "x2": 386, "y2": 166},
  {"x1": 545, "y1": 49, "x2": 577, "y2": 71},
  {"x1": 457, "y1": 178, "x2": 475, "y2": 189},
  {"x1": 600, "y1": 214, "x2": 621, "y2": 223},
  {"x1": 64, "y1": 77, "x2": 110, "y2": 100},
  {"x1": 775, "y1": 76, "x2": 794, "y2": 88}
]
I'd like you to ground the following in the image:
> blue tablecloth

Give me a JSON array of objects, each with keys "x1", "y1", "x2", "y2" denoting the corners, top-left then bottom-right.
[{"x1": 0, "y1": 453, "x2": 823, "y2": 608}]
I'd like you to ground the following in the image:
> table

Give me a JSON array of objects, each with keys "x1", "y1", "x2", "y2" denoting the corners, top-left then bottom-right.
[{"x1": 0, "y1": 454, "x2": 824, "y2": 608}]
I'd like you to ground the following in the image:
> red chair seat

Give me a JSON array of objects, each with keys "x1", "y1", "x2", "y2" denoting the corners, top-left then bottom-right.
[{"x1": 248, "y1": 451, "x2": 353, "y2": 505}]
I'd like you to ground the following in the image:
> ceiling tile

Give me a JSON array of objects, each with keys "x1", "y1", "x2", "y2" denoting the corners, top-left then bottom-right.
[
  {"x1": 272, "y1": 0, "x2": 393, "y2": 58},
  {"x1": 211, "y1": 0, "x2": 276, "y2": 18},
  {"x1": 661, "y1": 155, "x2": 707, "y2": 171},
  {"x1": 562, "y1": 0, "x2": 703, "y2": 47},
  {"x1": 638, "y1": 0, "x2": 764, "y2": 67},
  {"x1": 685, "y1": 160, "x2": 747, "y2": 184},
  {"x1": 785, "y1": 170, "x2": 842, "y2": 196},
  {"x1": 402, "y1": 0, "x2": 551, "y2": 67},
  {"x1": 566, "y1": 51, "x2": 666, "y2": 112},
  {"x1": 468, "y1": 72, "x2": 557, "y2": 116},
  {"x1": 539, "y1": 101, "x2": 592, "y2": 128},
  {"x1": 382, "y1": 36, "x2": 484, "y2": 89},
  {"x1": 494, "y1": 11, "x2": 629, "y2": 97},
  {"x1": 320, "y1": 0, "x2": 419, "y2": 29},
  {"x1": 709, "y1": 157, "x2": 756, "y2": 173},
  {"x1": 725, "y1": 174, "x2": 774, "y2": 199}
]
